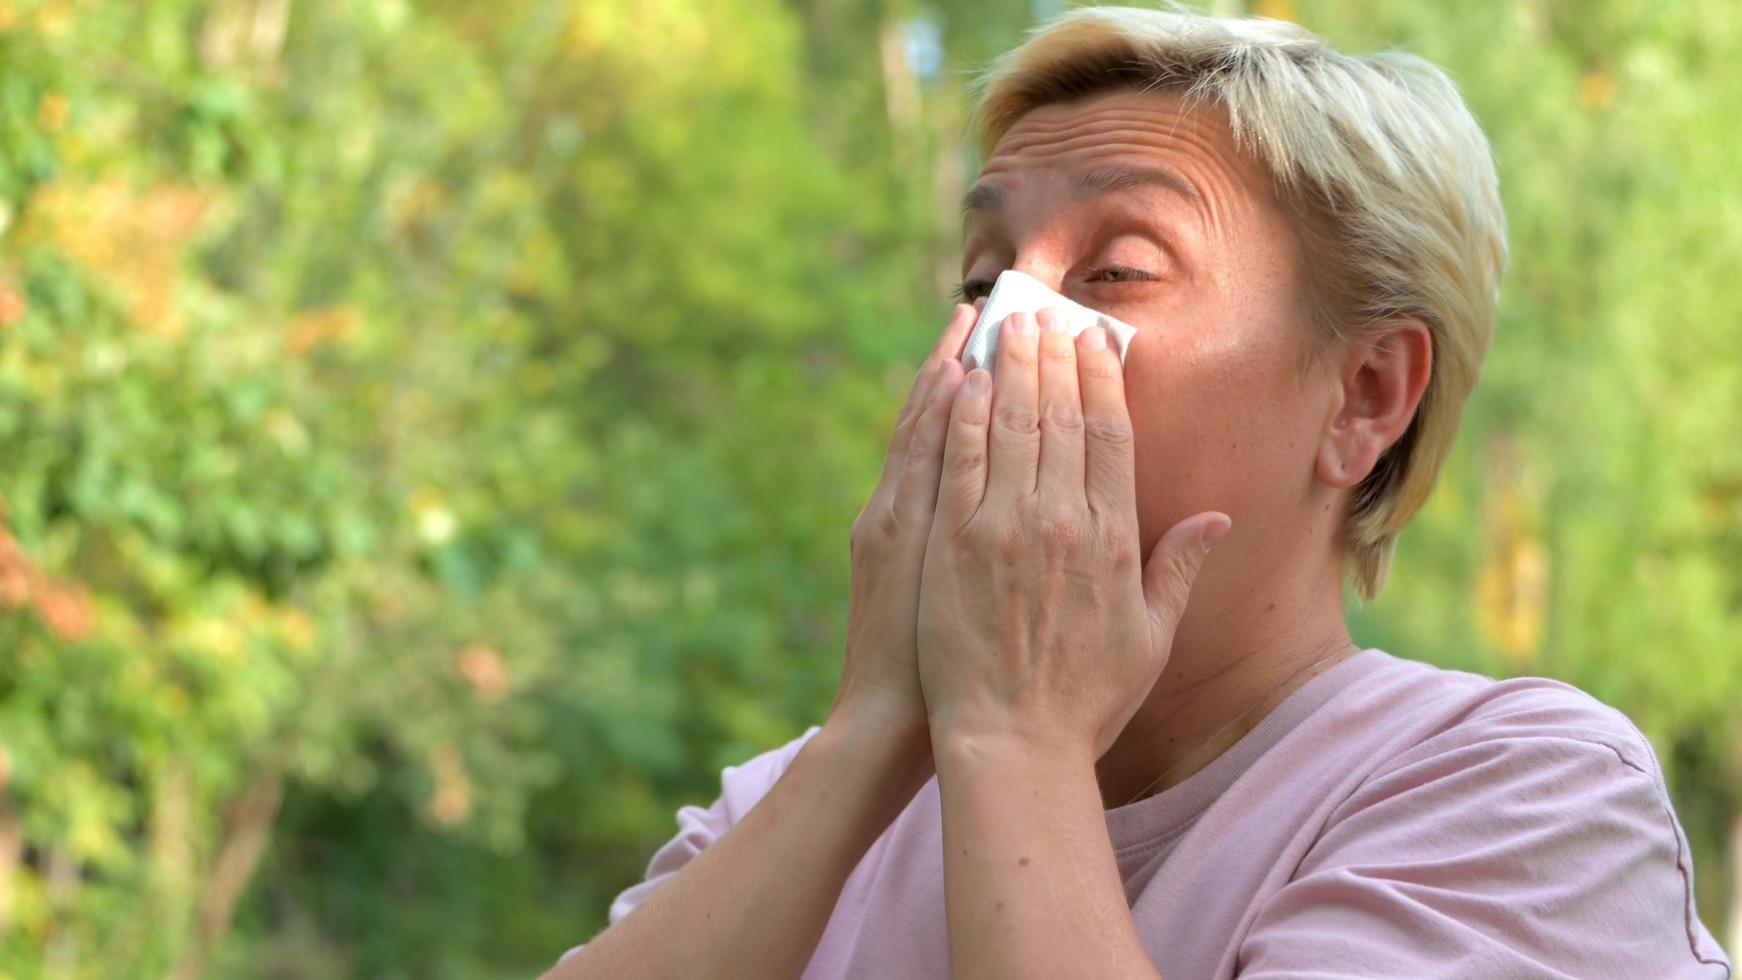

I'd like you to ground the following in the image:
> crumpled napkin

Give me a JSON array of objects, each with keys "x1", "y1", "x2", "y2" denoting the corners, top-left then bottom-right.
[{"x1": 960, "y1": 269, "x2": 1139, "y2": 376}]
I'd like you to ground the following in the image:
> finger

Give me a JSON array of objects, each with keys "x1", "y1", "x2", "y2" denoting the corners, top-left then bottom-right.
[
  {"x1": 896, "y1": 302, "x2": 977, "y2": 434},
  {"x1": 1034, "y1": 308, "x2": 1086, "y2": 504},
  {"x1": 1142, "y1": 512, "x2": 1232, "y2": 631},
  {"x1": 1077, "y1": 326, "x2": 1138, "y2": 518},
  {"x1": 936, "y1": 367, "x2": 994, "y2": 533},
  {"x1": 876, "y1": 304, "x2": 978, "y2": 500},
  {"x1": 892, "y1": 357, "x2": 966, "y2": 525},
  {"x1": 983, "y1": 310, "x2": 1041, "y2": 509},
  {"x1": 931, "y1": 300, "x2": 978, "y2": 363}
]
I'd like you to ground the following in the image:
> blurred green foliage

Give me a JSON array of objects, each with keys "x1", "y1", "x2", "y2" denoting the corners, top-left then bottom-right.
[{"x1": 0, "y1": 0, "x2": 1735, "y2": 976}]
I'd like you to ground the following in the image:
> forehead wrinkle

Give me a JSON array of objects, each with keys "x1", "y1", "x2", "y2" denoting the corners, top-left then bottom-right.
[
  {"x1": 995, "y1": 92, "x2": 1225, "y2": 141},
  {"x1": 991, "y1": 111, "x2": 1242, "y2": 175},
  {"x1": 989, "y1": 91, "x2": 1227, "y2": 154},
  {"x1": 993, "y1": 108, "x2": 1188, "y2": 141},
  {"x1": 984, "y1": 110, "x2": 1255, "y2": 234},
  {"x1": 979, "y1": 144, "x2": 1219, "y2": 229}
]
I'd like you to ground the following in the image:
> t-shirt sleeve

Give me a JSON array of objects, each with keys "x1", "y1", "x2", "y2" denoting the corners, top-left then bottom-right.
[
  {"x1": 554, "y1": 724, "x2": 826, "y2": 968},
  {"x1": 1237, "y1": 691, "x2": 1732, "y2": 979}
]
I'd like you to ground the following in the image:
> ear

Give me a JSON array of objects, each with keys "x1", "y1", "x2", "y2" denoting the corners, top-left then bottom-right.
[{"x1": 1315, "y1": 319, "x2": 1433, "y2": 490}]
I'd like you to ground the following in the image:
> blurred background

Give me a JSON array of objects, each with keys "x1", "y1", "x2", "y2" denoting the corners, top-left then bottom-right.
[{"x1": 0, "y1": 0, "x2": 1736, "y2": 976}]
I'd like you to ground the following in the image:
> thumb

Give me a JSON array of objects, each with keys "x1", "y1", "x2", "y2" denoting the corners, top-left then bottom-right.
[{"x1": 1142, "y1": 512, "x2": 1232, "y2": 632}]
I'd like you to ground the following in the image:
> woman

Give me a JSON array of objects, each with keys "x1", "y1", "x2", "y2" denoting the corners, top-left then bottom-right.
[{"x1": 552, "y1": 6, "x2": 1732, "y2": 978}]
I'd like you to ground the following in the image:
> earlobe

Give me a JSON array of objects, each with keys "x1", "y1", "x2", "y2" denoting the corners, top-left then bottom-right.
[
  {"x1": 1314, "y1": 320, "x2": 1432, "y2": 491},
  {"x1": 1314, "y1": 429, "x2": 1355, "y2": 487}
]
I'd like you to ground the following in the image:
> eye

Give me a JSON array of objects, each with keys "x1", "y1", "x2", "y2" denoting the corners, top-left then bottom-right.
[
  {"x1": 1088, "y1": 265, "x2": 1156, "y2": 285},
  {"x1": 949, "y1": 278, "x2": 996, "y2": 303}
]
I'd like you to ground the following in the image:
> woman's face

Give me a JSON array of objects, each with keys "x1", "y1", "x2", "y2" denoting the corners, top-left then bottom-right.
[{"x1": 959, "y1": 87, "x2": 1340, "y2": 562}]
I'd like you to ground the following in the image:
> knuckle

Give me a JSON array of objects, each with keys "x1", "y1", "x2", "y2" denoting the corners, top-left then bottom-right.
[
  {"x1": 912, "y1": 393, "x2": 940, "y2": 428},
  {"x1": 1041, "y1": 507, "x2": 1084, "y2": 550},
  {"x1": 880, "y1": 504, "x2": 906, "y2": 537},
  {"x1": 947, "y1": 447, "x2": 986, "y2": 478},
  {"x1": 994, "y1": 404, "x2": 1041, "y2": 437},
  {"x1": 1082, "y1": 354, "x2": 1123, "y2": 382},
  {"x1": 913, "y1": 358, "x2": 940, "y2": 385},
  {"x1": 903, "y1": 424, "x2": 936, "y2": 462},
  {"x1": 887, "y1": 417, "x2": 917, "y2": 452},
  {"x1": 911, "y1": 408, "x2": 953, "y2": 454},
  {"x1": 1084, "y1": 412, "x2": 1134, "y2": 447},
  {"x1": 956, "y1": 399, "x2": 990, "y2": 428},
  {"x1": 1163, "y1": 548, "x2": 1197, "y2": 590},
  {"x1": 1042, "y1": 399, "x2": 1084, "y2": 434},
  {"x1": 924, "y1": 388, "x2": 956, "y2": 425},
  {"x1": 1097, "y1": 521, "x2": 1140, "y2": 570},
  {"x1": 855, "y1": 505, "x2": 899, "y2": 544},
  {"x1": 1040, "y1": 333, "x2": 1075, "y2": 360},
  {"x1": 850, "y1": 512, "x2": 881, "y2": 556},
  {"x1": 1093, "y1": 517, "x2": 1126, "y2": 552}
]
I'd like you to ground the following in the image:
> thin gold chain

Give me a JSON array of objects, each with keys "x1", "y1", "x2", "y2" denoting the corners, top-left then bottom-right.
[{"x1": 1117, "y1": 642, "x2": 1360, "y2": 808}]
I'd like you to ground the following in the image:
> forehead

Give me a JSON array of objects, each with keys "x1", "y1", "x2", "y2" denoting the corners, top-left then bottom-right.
[{"x1": 972, "y1": 87, "x2": 1275, "y2": 223}]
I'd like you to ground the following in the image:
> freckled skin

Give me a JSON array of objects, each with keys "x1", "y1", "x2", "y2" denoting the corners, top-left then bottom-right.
[
  {"x1": 962, "y1": 87, "x2": 1360, "y2": 803},
  {"x1": 964, "y1": 87, "x2": 1336, "y2": 598}
]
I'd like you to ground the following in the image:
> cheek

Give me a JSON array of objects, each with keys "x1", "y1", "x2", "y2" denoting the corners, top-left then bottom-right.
[{"x1": 1120, "y1": 314, "x2": 1320, "y2": 545}]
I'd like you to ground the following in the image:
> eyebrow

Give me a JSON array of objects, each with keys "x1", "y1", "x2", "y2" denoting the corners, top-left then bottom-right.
[
  {"x1": 961, "y1": 182, "x2": 1006, "y2": 215},
  {"x1": 1073, "y1": 166, "x2": 1202, "y2": 205},
  {"x1": 960, "y1": 165, "x2": 1202, "y2": 218}
]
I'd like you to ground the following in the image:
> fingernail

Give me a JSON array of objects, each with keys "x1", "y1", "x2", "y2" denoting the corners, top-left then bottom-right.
[
  {"x1": 1200, "y1": 520, "x2": 1231, "y2": 554},
  {"x1": 1079, "y1": 326, "x2": 1108, "y2": 351},
  {"x1": 965, "y1": 369, "x2": 991, "y2": 393},
  {"x1": 1008, "y1": 314, "x2": 1035, "y2": 338},
  {"x1": 1040, "y1": 313, "x2": 1069, "y2": 335}
]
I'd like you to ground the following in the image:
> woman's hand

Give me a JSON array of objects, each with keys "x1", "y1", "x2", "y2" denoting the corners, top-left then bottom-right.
[
  {"x1": 916, "y1": 309, "x2": 1230, "y2": 762},
  {"x1": 827, "y1": 302, "x2": 979, "y2": 752}
]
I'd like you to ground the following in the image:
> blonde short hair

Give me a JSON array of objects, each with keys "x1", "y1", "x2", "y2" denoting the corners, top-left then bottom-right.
[{"x1": 970, "y1": 3, "x2": 1507, "y2": 600}]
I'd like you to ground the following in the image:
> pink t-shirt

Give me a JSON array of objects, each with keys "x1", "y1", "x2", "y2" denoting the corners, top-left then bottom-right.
[{"x1": 561, "y1": 648, "x2": 1732, "y2": 977}]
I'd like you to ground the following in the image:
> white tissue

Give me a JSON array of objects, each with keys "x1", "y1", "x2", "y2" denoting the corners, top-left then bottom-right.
[{"x1": 959, "y1": 269, "x2": 1139, "y2": 376}]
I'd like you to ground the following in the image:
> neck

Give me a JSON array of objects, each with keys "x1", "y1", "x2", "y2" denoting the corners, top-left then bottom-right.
[{"x1": 1095, "y1": 516, "x2": 1356, "y2": 809}]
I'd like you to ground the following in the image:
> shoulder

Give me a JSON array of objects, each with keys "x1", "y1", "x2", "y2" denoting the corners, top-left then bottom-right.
[
  {"x1": 1317, "y1": 649, "x2": 1658, "y2": 776},
  {"x1": 1357, "y1": 652, "x2": 1660, "y2": 775},
  {"x1": 1324, "y1": 653, "x2": 1691, "y2": 892},
  {"x1": 1322, "y1": 662, "x2": 1677, "y2": 863},
  {"x1": 1252, "y1": 651, "x2": 1732, "y2": 977}
]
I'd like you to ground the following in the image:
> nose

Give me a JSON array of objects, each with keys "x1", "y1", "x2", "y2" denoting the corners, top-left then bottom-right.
[{"x1": 1008, "y1": 258, "x2": 1067, "y2": 296}]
